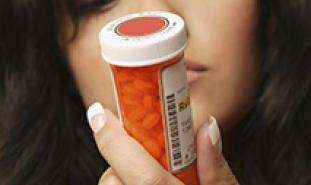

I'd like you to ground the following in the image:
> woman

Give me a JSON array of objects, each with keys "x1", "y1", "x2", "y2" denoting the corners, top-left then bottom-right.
[{"x1": 0, "y1": 0, "x2": 310, "y2": 184}]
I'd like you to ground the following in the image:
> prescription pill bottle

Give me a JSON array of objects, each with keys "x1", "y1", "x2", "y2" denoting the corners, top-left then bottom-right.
[{"x1": 99, "y1": 11, "x2": 199, "y2": 185}]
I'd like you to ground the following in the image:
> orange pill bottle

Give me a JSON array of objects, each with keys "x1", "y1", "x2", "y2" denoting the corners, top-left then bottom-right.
[{"x1": 99, "y1": 12, "x2": 199, "y2": 185}]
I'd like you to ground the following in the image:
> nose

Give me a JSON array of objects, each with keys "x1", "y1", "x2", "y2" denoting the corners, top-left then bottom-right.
[{"x1": 136, "y1": 0, "x2": 172, "y2": 13}]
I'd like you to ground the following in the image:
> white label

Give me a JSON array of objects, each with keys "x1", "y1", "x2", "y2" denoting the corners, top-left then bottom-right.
[{"x1": 160, "y1": 58, "x2": 196, "y2": 173}]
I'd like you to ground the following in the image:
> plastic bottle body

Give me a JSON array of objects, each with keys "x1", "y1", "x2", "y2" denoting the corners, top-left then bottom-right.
[
  {"x1": 110, "y1": 53, "x2": 199, "y2": 185},
  {"x1": 100, "y1": 11, "x2": 200, "y2": 184}
]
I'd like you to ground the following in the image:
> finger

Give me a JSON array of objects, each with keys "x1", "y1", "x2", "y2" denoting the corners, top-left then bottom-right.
[
  {"x1": 197, "y1": 116, "x2": 239, "y2": 185},
  {"x1": 98, "y1": 167, "x2": 124, "y2": 185},
  {"x1": 87, "y1": 102, "x2": 183, "y2": 185}
]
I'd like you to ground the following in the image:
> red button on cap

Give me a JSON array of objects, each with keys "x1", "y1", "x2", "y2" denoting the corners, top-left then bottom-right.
[{"x1": 117, "y1": 16, "x2": 167, "y2": 37}]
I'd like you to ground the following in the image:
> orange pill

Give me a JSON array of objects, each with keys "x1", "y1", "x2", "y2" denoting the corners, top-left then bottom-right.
[
  {"x1": 143, "y1": 94, "x2": 154, "y2": 110},
  {"x1": 127, "y1": 107, "x2": 147, "y2": 121},
  {"x1": 157, "y1": 132, "x2": 165, "y2": 149},
  {"x1": 122, "y1": 83, "x2": 143, "y2": 96},
  {"x1": 124, "y1": 120, "x2": 150, "y2": 143},
  {"x1": 134, "y1": 78, "x2": 156, "y2": 92},
  {"x1": 150, "y1": 130, "x2": 159, "y2": 139},
  {"x1": 134, "y1": 70, "x2": 153, "y2": 81},
  {"x1": 154, "y1": 123, "x2": 164, "y2": 134},
  {"x1": 117, "y1": 71, "x2": 134, "y2": 83},
  {"x1": 121, "y1": 92, "x2": 140, "y2": 103},
  {"x1": 122, "y1": 95, "x2": 141, "y2": 106},
  {"x1": 123, "y1": 105, "x2": 137, "y2": 114},
  {"x1": 143, "y1": 139, "x2": 163, "y2": 159},
  {"x1": 142, "y1": 112, "x2": 160, "y2": 129}
]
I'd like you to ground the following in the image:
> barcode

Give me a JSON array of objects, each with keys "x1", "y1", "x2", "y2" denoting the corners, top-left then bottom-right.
[{"x1": 166, "y1": 94, "x2": 183, "y2": 167}]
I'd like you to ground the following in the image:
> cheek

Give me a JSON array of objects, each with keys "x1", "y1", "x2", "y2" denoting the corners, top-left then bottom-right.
[
  {"x1": 182, "y1": 1, "x2": 259, "y2": 131},
  {"x1": 190, "y1": 54, "x2": 259, "y2": 134},
  {"x1": 66, "y1": 37, "x2": 118, "y2": 113},
  {"x1": 185, "y1": 0, "x2": 258, "y2": 67}
]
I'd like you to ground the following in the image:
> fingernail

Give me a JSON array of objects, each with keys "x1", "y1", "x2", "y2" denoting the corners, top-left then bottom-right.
[
  {"x1": 87, "y1": 102, "x2": 106, "y2": 133},
  {"x1": 208, "y1": 116, "x2": 222, "y2": 155}
]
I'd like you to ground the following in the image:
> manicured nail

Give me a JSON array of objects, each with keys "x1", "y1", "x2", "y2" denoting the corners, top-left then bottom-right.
[
  {"x1": 87, "y1": 102, "x2": 106, "y2": 133},
  {"x1": 208, "y1": 116, "x2": 222, "y2": 155}
]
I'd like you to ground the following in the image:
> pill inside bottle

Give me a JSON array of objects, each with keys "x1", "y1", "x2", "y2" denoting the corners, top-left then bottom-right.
[{"x1": 99, "y1": 11, "x2": 199, "y2": 185}]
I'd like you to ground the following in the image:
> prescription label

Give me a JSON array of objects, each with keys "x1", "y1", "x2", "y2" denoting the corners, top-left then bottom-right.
[{"x1": 160, "y1": 58, "x2": 196, "y2": 173}]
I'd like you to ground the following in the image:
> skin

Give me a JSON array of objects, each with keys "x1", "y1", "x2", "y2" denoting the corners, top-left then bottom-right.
[{"x1": 64, "y1": 0, "x2": 258, "y2": 184}]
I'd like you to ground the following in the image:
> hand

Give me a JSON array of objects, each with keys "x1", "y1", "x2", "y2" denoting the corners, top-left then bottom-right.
[{"x1": 87, "y1": 102, "x2": 239, "y2": 185}]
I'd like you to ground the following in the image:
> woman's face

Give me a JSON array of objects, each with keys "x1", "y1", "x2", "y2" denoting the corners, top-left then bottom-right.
[{"x1": 65, "y1": 0, "x2": 258, "y2": 133}]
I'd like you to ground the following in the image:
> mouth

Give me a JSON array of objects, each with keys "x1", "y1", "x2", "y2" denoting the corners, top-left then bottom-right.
[{"x1": 185, "y1": 61, "x2": 207, "y2": 84}]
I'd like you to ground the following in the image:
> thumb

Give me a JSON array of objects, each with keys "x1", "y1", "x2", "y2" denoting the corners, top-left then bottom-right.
[
  {"x1": 196, "y1": 116, "x2": 239, "y2": 185},
  {"x1": 86, "y1": 102, "x2": 183, "y2": 185}
]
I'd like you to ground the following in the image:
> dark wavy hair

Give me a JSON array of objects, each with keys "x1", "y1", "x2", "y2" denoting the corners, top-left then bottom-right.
[
  {"x1": 235, "y1": 0, "x2": 311, "y2": 185},
  {"x1": 0, "y1": 0, "x2": 110, "y2": 184},
  {"x1": 0, "y1": 0, "x2": 310, "y2": 185}
]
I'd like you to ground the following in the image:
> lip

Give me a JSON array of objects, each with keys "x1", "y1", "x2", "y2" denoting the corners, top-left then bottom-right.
[{"x1": 185, "y1": 61, "x2": 207, "y2": 84}]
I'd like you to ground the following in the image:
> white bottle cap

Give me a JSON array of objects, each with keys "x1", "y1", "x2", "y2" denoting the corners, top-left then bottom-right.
[{"x1": 99, "y1": 11, "x2": 187, "y2": 67}]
